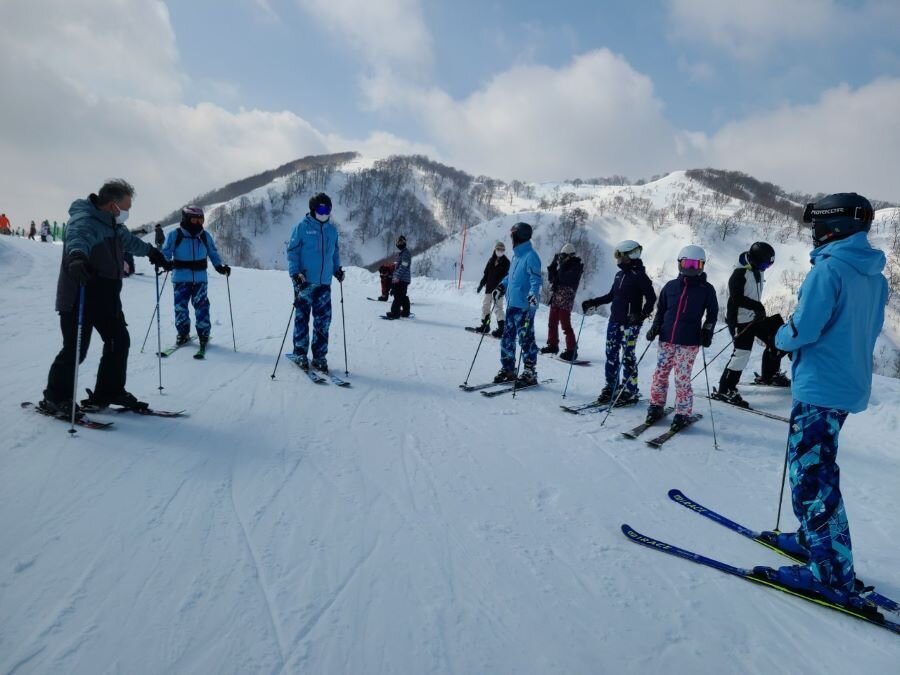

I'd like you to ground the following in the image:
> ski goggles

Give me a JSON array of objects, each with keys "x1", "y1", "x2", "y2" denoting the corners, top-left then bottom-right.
[
  {"x1": 614, "y1": 247, "x2": 641, "y2": 259},
  {"x1": 757, "y1": 258, "x2": 774, "y2": 271},
  {"x1": 679, "y1": 258, "x2": 705, "y2": 270},
  {"x1": 314, "y1": 203, "x2": 332, "y2": 216}
]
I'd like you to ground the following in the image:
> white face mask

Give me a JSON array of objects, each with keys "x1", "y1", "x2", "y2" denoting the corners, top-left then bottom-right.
[
  {"x1": 115, "y1": 208, "x2": 130, "y2": 224},
  {"x1": 315, "y1": 212, "x2": 330, "y2": 223},
  {"x1": 495, "y1": 249, "x2": 505, "y2": 256}
]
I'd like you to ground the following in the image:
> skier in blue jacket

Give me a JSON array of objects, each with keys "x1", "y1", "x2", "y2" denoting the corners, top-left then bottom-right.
[
  {"x1": 162, "y1": 206, "x2": 230, "y2": 348},
  {"x1": 492, "y1": 222, "x2": 543, "y2": 386},
  {"x1": 753, "y1": 193, "x2": 887, "y2": 607},
  {"x1": 286, "y1": 193, "x2": 345, "y2": 372}
]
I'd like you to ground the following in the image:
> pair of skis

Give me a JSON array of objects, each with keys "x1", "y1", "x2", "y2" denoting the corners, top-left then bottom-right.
[
  {"x1": 620, "y1": 407, "x2": 701, "y2": 447},
  {"x1": 559, "y1": 396, "x2": 640, "y2": 415},
  {"x1": 459, "y1": 378, "x2": 555, "y2": 397},
  {"x1": 701, "y1": 392, "x2": 789, "y2": 423},
  {"x1": 22, "y1": 399, "x2": 186, "y2": 430},
  {"x1": 158, "y1": 337, "x2": 207, "y2": 360},
  {"x1": 624, "y1": 489, "x2": 900, "y2": 636},
  {"x1": 285, "y1": 354, "x2": 351, "y2": 387}
]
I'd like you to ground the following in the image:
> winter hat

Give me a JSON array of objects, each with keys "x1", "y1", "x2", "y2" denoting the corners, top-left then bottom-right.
[{"x1": 560, "y1": 243, "x2": 576, "y2": 255}]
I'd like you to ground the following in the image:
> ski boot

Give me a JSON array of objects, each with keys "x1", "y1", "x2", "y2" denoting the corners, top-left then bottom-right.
[
  {"x1": 751, "y1": 565, "x2": 873, "y2": 612},
  {"x1": 491, "y1": 320, "x2": 505, "y2": 338},
  {"x1": 670, "y1": 413, "x2": 690, "y2": 432},
  {"x1": 754, "y1": 371, "x2": 791, "y2": 387},
  {"x1": 476, "y1": 317, "x2": 492, "y2": 334},
  {"x1": 516, "y1": 365, "x2": 538, "y2": 387},
  {"x1": 39, "y1": 398, "x2": 83, "y2": 420},
  {"x1": 558, "y1": 350, "x2": 578, "y2": 362},
  {"x1": 86, "y1": 390, "x2": 149, "y2": 411},
  {"x1": 175, "y1": 333, "x2": 191, "y2": 346},
  {"x1": 540, "y1": 344, "x2": 559, "y2": 355},
  {"x1": 595, "y1": 384, "x2": 614, "y2": 405},
  {"x1": 311, "y1": 357, "x2": 329, "y2": 374},
  {"x1": 712, "y1": 387, "x2": 749, "y2": 408},
  {"x1": 292, "y1": 353, "x2": 310, "y2": 370},
  {"x1": 615, "y1": 389, "x2": 640, "y2": 406},
  {"x1": 645, "y1": 404, "x2": 665, "y2": 424},
  {"x1": 493, "y1": 368, "x2": 517, "y2": 384},
  {"x1": 198, "y1": 335, "x2": 209, "y2": 348},
  {"x1": 757, "y1": 531, "x2": 809, "y2": 560},
  {"x1": 377, "y1": 295, "x2": 388, "y2": 302}
]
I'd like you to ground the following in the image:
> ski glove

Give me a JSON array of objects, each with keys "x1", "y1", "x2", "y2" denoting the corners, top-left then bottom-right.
[
  {"x1": 527, "y1": 294, "x2": 538, "y2": 307},
  {"x1": 215, "y1": 264, "x2": 231, "y2": 276},
  {"x1": 754, "y1": 308, "x2": 766, "y2": 322},
  {"x1": 700, "y1": 327, "x2": 713, "y2": 348},
  {"x1": 292, "y1": 273, "x2": 307, "y2": 287},
  {"x1": 646, "y1": 325, "x2": 659, "y2": 342},
  {"x1": 581, "y1": 297, "x2": 600, "y2": 313},
  {"x1": 67, "y1": 252, "x2": 94, "y2": 284},
  {"x1": 626, "y1": 312, "x2": 643, "y2": 325},
  {"x1": 492, "y1": 286, "x2": 506, "y2": 300},
  {"x1": 477, "y1": 282, "x2": 484, "y2": 294},
  {"x1": 334, "y1": 267, "x2": 345, "y2": 282},
  {"x1": 147, "y1": 247, "x2": 172, "y2": 271}
]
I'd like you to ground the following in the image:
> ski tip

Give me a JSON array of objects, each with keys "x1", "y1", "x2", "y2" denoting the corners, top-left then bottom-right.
[{"x1": 667, "y1": 488, "x2": 684, "y2": 499}]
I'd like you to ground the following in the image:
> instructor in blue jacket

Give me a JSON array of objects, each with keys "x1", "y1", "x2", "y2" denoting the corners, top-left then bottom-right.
[
  {"x1": 287, "y1": 193, "x2": 345, "y2": 373},
  {"x1": 492, "y1": 222, "x2": 542, "y2": 386},
  {"x1": 753, "y1": 193, "x2": 887, "y2": 607}
]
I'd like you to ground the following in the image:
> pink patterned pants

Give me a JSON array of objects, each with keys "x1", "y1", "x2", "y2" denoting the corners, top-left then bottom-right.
[{"x1": 649, "y1": 341, "x2": 700, "y2": 415}]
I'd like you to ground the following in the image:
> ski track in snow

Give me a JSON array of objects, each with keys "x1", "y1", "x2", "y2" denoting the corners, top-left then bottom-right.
[{"x1": 2, "y1": 236, "x2": 900, "y2": 674}]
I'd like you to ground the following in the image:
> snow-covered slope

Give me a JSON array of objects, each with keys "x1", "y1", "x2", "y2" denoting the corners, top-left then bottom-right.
[{"x1": 3, "y1": 236, "x2": 900, "y2": 674}]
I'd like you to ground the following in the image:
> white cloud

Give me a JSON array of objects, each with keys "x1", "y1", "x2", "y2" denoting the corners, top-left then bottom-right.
[
  {"x1": 677, "y1": 57, "x2": 715, "y2": 82},
  {"x1": 687, "y1": 78, "x2": 900, "y2": 201}
]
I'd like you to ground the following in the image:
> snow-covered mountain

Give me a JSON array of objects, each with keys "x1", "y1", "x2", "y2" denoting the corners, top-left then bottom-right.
[
  {"x1": 3, "y1": 235, "x2": 900, "y2": 673},
  {"x1": 163, "y1": 155, "x2": 900, "y2": 376}
]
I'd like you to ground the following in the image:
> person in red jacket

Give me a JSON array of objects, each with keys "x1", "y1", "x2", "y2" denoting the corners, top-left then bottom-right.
[{"x1": 0, "y1": 213, "x2": 11, "y2": 235}]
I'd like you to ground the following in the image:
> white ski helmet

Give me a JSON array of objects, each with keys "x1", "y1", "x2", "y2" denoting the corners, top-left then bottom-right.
[
  {"x1": 614, "y1": 240, "x2": 642, "y2": 260},
  {"x1": 677, "y1": 244, "x2": 707, "y2": 276},
  {"x1": 560, "y1": 242, "x2": 576, "y2": 255}
]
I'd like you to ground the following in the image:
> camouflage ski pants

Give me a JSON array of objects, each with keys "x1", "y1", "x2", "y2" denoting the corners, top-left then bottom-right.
[
  {"x1": 293, "y1": 281, "x2": 332, "y2": 359},
  {"x1": 605, "y1": 320, "x2": 641, "y2": 394},
  {"x1": 173, "y1": 282, "x2": 211, "y2": 339},
  {"x1": 501, "y1": 306, "x2": 538, "y2": 371}
]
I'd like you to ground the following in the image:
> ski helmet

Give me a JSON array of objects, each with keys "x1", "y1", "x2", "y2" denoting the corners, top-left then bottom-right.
[
  {"x1": 309, "y1": 192, "x2": 333, "y2": 217},
  {"x1": 614, "y1": 240, "x2": 642, "y2": 260},
  {"x1": 181, "y1": 205, "x2": 204, "y2": 222},
  {"x1": 747, "y1": 241, "x2": 775, "y2": 270},
  {"x1": 510, "y1": 221, "x2": 533, "y2": 245},
  {"x1": 560, "y1": 243, "x2": 576, "y2": 255},
  {"x1": 677, "y1": 244, "x2": 706, "y2": 277},
  {"x1": 396, "y1": 234, "x2": 407, "y2": 249},
  {"x1": 803, "y1": 193, "x2": 874, "y2": 247}
]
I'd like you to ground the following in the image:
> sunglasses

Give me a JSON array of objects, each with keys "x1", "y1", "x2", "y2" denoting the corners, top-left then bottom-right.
[
  {"x1": 680, "y1": 258, "x2": 705, "y2": 270},
  {"x1": 314, "y1": 203, "x2": 332, "y2": 216}
]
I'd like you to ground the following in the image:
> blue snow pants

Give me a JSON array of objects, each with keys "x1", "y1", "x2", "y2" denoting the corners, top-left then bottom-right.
[
  {"x1": 605, "y1": 321, "x2": 641, "y2": 394},
  {"x1": 787, "y1": 400, "x2": 853, "y2": 590},
  {"x1": 293, "y1": 280, "x2": 332, "y2": 359},
  {"x1": 173, "y1": 282, "x2": 211, "y2": 339},
  {"x1": 501, "y1": 306, "x2": 538, "y2": 371}
]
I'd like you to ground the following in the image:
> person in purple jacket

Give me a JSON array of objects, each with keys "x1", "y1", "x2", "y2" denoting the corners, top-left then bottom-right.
[{"x1": 645, "y1": 245, "x2": 718, "y2": 431}]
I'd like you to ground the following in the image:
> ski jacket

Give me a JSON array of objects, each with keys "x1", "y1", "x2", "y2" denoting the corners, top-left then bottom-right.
[
  {"x1": 652, "y1": 273, "x2": 718, "y2": 346},
  {"x1": 478, "y1": 253, "x2": 510, "y2": 293},
  {"x1": 286, "y1": 214, "x2": 341, "y2": 286},
  {"x1": 589, "y1": 260, "x2": 656, "y2": 323},
  {"x1": 55, "y1": 195, "x2": 154, "y2": 312},
  {"x1": 40, "y1": 221, "x2": 50, "y2": 236},
  {"x1": 726, "y1": 253, "x2": 767, "y2": 326},
  {"x1": 392, "y1": 247, "x2": 412, "y2": 284},
  {"x1": 548, "y1": 254, "x2": 583, "y2": 311},
  {"x1": 161, "y1": 227, "x2": 223, "y2": 284},
  {"x1": 499, "y1": 241, "x2": 542, "y2": 310},
  {"x1": 0, "y1": 214, "x2": 10, "y2": 233},
  {"x1": 775, "y1": 233, "x2": 887, "y2": 413}
]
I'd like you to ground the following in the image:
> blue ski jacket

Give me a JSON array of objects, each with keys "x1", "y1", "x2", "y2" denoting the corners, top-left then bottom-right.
[
  {"x1": 776, "y1": 233, "x2": 887, "y2": 413},
  {"x1": 499, "y1": 241, "x2": 542, "y2": 310},
  {"x1": 287, "y1": 215, "x2": 341, "y2": 286},
  {"x1": 652, "y1": 273, "x2": 718, "y2": 346},
  {"x1": 161, "y1": 227, "x2": 223, "y2": 284}
]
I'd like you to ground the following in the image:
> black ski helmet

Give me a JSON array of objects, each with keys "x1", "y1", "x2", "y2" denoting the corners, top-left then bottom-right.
[
  {"x1": 181, "y1": 205, "x2": 205, "y2": 234},
  {"x1": 803, "y1": 193, "x2": 874, "y2": 247},
  {"x1": 396, "y1": 234, "x2": 407, "y2": 249},
  {"x1": 510, "y1": 221, "x2": 533, "y2": 245},
  {"x1": 747, "y1": 241, "x2": 775, "y2": 269},
  {"x1": 309, "y1": 192, "x2": 332, "y2": 216}
]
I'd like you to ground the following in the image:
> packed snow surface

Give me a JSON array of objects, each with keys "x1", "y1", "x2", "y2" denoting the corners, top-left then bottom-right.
[{"x1": 2, "y1": 236, "x2": 899, "y2": 674}]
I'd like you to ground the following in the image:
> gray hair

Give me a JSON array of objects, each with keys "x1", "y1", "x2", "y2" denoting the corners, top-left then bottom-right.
[{"x1": 97, "y1": 179, "x2": 136, "y2": 205}]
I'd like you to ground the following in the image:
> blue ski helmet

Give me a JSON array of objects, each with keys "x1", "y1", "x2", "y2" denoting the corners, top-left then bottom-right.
[{"x1": 803, "y1": 193, "x2": 874, "y2": 247}]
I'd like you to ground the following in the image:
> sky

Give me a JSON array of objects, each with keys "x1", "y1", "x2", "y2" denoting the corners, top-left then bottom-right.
[{"x1": 1, "y1": 0, "x2": 899, "y2": 227}]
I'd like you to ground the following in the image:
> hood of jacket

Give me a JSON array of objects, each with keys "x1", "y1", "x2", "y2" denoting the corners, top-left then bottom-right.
[{"x1": 810, "y1": 231, "x2": 885, "y2": 276}]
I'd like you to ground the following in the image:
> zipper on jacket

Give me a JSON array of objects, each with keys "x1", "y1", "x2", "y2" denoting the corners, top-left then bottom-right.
[
  {"x1": 319, "y1": 222, "x2": 325, "y2": 285},
  {"x1": 669, "y1": 277, "x2": 689, "y2": 342}
]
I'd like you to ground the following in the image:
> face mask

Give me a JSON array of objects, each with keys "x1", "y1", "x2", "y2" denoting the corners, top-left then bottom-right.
[
  {"x1": 495, "y1": 249, "x2": 504, "y2": 256},
  {"x1": 115, "y1": 208, "x2": 129, "y2": 224},
  {"x1": 315, "y1": 212, "x2": 330, "y2": 223}
]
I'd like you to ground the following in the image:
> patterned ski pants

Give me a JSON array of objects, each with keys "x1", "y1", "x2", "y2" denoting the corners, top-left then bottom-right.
[
  {"x1": 649, "y1": 341, "x2": 699, "y2": 415},
  {"x1": 501, "y1": 306, "x2": 538, "y2": 371},
  {"x1": 787, "y1": 401, "x2": 853, "y2": 590},
  {"x1": 293, "y1": 281, "x2": 332, "y2": 359},
  {"x1": 173, "y1": 282, "x2": 211, "y2": 339},
  {"x1": 605, "y1": 321, "x2": 641, "y2": 394}
]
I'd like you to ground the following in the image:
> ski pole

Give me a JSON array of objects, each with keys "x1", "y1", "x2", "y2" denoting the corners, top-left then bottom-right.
[
  {"x1": 462, "y1": 294, "x2": 497, "y2": 387},
  {"x1": 561, "y1": 313, "x2": 586, "y2": 399},
  {"x1": 701, "y1": 345, "x2": 719, "y2": 450},
  {"x1": 339, "y1": 280, "x2": 349, "y2": 375},
  {"x1": 271, "y1": 304, "x2": 295, "y2": 379},
  {"x1": 155, "y1": 268, "x2": 164, "y2": 392},
  {"x1": 600, "y1": 337, "x2": 653, "y2": 427},
  {"x1": 69, "y1": 285, "x2": 86, "y2": 435},
  {"x1": 511, "y1": 312, "x2": 531, "y2": 400},
  {"x1": 140, "y1": 270, "x2": 168, "y2": 353},
  {"x1": 226, "y1": 274, "x2": 237, "y2": 351},
  {"x1": 774, "y1": 432, "x2": 792, "y2": 533},
  {"x1": 689, "y1": 322, "x2": 756, "y2": 384}
]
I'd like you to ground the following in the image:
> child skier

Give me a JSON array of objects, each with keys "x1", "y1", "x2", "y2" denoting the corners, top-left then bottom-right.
[
  {"x1": 161, "y1": 206, "x2": 231, "y2": 349},
  {"x1": 474, "y1": 241, "x2": 510, "y2": 334},
  {"x1": 645, "y1": 245, "x2": 717, "y2": 431},
  {"x1": 385, "y1": 235, "x2": 412, "y2": 319},
  {"x1": 581, "y1": 240, "x2": 656, "y2": 404},
  {"x1": 377, "y1": 262, "x2": 395, "y2": 301},
  {"x1": 753, "y1": 193, "x2": 887, "y2": 607},
  {"x1": 540, "y1": 243, "x2": 583, "y2": 360}
]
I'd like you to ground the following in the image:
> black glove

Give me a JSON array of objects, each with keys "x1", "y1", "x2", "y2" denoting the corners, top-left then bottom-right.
[
  {"x1": 476, "y1": 283, "x2": 484, "y2": 294},
  {"x1": 147, "y1": 247, "x2": 172, "y2": 271},
  {"x1": 581, "y1": 298, "x2": 599, "y2": 313},
  {"x1": 626, "y1": 312, "x2": 642, "y2": 325},
  {"x1": 646, "y1": 325, "x2": 659, "y2": 342},
  {"x1": 527, "y1": 293, "x2": 538, "y2": 307},
  {"x1": 215, "y1": 264, "x2": 231, "y2": 276},
  {"x1": 389, "y1": 284, "x2": 396, "y2": 297},
  {"x1": 292, "y1": 273, "x2": 307, "y2": 287},
  {"x1": 492, "y1": 286, "x2": 506, "y2": 300},
  {"x1": 334, "y1": 267, "x2": 345, "y2": 282},
  {"x1": 701, "y1": 327, "x2": 713, "y2": 348},
  {"x1": 727, "y1": 321, "x2": 737, "y2": 338},
  {"x1": 753, "y1": 307, "x2": 766, "y2": 322},
  {"x1": 67, "y1": 252, "x2": 94, "y2": 284}
]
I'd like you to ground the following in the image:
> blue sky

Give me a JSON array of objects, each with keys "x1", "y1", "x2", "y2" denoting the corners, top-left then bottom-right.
[{"x1": 1, "y1": 0, "x2": 899, "y2": 224}]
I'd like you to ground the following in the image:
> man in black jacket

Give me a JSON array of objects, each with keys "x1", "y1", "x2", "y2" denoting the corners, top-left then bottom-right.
[
  {"x1": 714, "y1": 241, "x2": 788, "y2": 407},
  {"x1": 475, "y1": 241, "x2": 510, "y2": 335},
  {"x1": 540, "y1": 243, "x2": 583, "y2": 360},
  {"x1": 582, "y1": 240, "x2": 656, "y2": 404}
]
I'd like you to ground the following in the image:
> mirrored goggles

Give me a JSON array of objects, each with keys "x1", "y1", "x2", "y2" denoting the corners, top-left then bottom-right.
[
  {"x1": 680, "y1": 258, "x2": 705, "y2": 270},
  {"x1": 314, "y1": 203, "x2": 332, "y2": 216}
]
